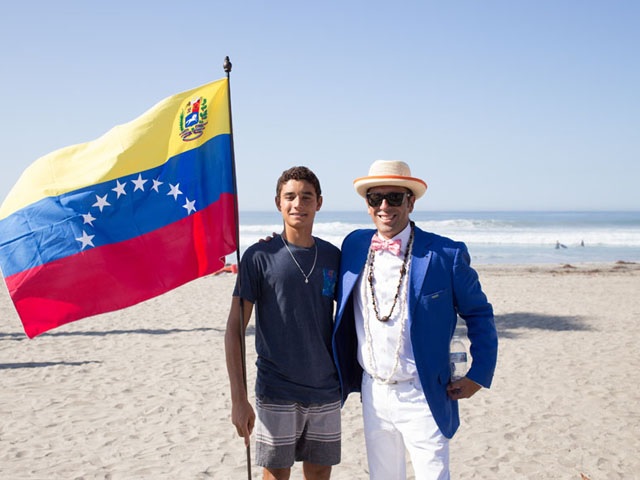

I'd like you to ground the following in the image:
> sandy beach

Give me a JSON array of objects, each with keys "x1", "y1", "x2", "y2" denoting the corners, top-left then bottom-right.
[{"x1": 1, "y1": 262, "x2": 639, "y2": 479}]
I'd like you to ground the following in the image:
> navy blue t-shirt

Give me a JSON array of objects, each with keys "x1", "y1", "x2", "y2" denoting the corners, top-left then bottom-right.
[{"x1": 235, "y1": 235, "x2": 340, "y2": 405}]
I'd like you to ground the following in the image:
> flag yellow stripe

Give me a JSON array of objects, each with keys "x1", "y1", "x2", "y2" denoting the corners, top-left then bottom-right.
[{"x1": 0, "y1": 78, "x2": 229, "y2": 219}]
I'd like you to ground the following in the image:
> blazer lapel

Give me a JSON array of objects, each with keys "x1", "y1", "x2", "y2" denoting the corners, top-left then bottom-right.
[{"x1": 409, "y1": 228, "x2": 432, "y2": 315}]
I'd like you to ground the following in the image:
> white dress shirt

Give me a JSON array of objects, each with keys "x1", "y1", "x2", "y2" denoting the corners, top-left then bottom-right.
[{"x1": 355, "y1": 222, "x2": 418, "y2": 383}]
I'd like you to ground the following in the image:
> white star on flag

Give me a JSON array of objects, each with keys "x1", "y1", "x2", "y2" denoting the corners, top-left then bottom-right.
[
  {"x1": 80, "y1": 172, "x2": 198, "y2": 251},
  {"x1": 132, "y1": 174, "x2": 148, "y2": 191},
  {"x1": 92, "y1": 194, "x2": 111, "y2": 212},
  {"x1": 183, "y1": 198, "x2": 196, "y2": 215},
  {"x1": 75, "y1": 231, "x2": 95, "y2": 250},
  {"x1": 152, "y1": 179, "x2": 163, "y2": 192},
  {"x1": 167, "y1": 183, "x2": 182, "y2": 200},
  {"x1": 112, "y1": 180, "x2": 127, "y2": 198},
  {"x1": 82, "y1": 212, "x2": 96, "y2": 226}
]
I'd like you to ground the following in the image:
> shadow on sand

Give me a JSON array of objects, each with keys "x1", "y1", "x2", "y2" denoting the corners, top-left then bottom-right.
[
  {"x1": 0, "y1": 360, "x2": 101, "y2": 370},
  {"x1": 455, "y1": 312, "x2": 593, "y2": 339},
  {"x1": 493, "y1": 312, "x2": 593, "y2": 339}
]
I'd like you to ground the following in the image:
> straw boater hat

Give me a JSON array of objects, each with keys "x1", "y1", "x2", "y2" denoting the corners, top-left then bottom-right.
[{"x1": 353, "y1": 160, "x2": 427, "y2": 199}]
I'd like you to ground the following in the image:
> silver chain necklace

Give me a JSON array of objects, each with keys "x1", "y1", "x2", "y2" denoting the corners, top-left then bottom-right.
[{"x1": 281, "y1": 234, "x2": 318, "y2": 284}]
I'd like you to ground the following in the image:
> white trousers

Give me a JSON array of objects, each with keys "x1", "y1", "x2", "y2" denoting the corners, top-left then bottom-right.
[{"x1": 361, "y1": 374, "x2": 450, "y2": 480}]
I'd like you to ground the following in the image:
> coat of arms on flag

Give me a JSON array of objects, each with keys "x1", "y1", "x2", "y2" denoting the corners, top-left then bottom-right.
[{"x1": 180, "y1": 96, "x2": 209, "y2": 141}]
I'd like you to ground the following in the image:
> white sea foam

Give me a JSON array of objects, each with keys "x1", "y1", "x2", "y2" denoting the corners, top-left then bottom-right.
[{"x1": 233, "y1": 211, "x2": 640, "y2": 264}]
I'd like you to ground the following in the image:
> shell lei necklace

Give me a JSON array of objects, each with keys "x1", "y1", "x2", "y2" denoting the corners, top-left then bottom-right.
[
  {"x1": 364, "y1": 223, "x2": 415, "y2": 383},
  {"x1": 281, "y1": 234, "x2": 318, "y2": 284}
]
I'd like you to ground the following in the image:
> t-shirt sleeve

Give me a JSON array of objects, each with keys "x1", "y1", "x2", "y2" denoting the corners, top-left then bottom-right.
[{"x1": 235, "y1": 247, "x2": 260, "y2": 303}]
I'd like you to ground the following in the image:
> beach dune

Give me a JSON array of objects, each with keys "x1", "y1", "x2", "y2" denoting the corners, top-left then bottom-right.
[{"x1": 1, "y1": 262, "x2": 639, "y2": 479}]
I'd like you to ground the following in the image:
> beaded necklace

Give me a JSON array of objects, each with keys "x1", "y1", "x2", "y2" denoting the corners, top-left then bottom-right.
[
  {"x1": 367, "y1": 222, "x2": 415, "y2": 322},
  {"x1": 364, "y1": 222, "x2": 415, "y2": 383}
]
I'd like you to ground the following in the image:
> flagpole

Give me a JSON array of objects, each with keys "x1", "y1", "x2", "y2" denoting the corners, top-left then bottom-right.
[{"x1": 224, "y1": 56, "x2": 252, "y2": 480}]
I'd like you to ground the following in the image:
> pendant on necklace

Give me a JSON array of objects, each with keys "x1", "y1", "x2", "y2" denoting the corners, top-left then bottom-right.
[
  {"x1": 381, "y1": 316, "x2": 389, "y2": 322},
  {"x1": 281, "y1": 235, "x2": 318, "y2": 285}
]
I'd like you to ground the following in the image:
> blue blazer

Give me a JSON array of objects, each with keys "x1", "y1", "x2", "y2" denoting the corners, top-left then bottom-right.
[{"x1": 332, "y1": 226, "x2": 498, "y2": 439}]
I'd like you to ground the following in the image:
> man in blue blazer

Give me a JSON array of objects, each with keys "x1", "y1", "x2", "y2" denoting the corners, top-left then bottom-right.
[{"x1": 332, "y1": 160, "x2": 498, "y2": 479}]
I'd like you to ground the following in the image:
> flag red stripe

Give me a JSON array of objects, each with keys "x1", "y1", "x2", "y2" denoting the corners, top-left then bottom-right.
[{"x1": 6, "y1": 193, "x2": 237, "y2": 338}]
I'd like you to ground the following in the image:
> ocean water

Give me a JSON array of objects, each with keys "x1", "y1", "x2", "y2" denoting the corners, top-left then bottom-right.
[{"x1": 233, "y1": 211, "x2": 640, "y2": 265}]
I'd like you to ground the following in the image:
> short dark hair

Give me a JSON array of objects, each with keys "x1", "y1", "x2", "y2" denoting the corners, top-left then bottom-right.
[{"x1": 276, "y1": 166, "x2": 322, "y2": 199}]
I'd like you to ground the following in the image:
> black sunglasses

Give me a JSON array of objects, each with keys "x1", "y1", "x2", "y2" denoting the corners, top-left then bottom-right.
[{"x1": 366, "y1": 191, "x2": 412, "y2": 207}]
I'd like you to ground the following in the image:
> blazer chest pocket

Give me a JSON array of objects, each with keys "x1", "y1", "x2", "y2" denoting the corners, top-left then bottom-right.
[
  {"x1": 422, "y1": 288, "x2": 448, "y2": 303},
  {"x1": 419, "y1": 289, "x2": 451, "y2": 312}
]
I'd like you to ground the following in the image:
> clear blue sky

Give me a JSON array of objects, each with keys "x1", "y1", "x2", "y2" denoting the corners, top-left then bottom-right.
[{"x1": 1, "y1": 1, "x2": 638, "y2": 212}]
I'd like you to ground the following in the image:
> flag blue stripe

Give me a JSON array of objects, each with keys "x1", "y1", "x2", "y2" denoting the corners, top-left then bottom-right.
[{"x1": 0, "y1": 134, "x2": 233, "y2": 278}]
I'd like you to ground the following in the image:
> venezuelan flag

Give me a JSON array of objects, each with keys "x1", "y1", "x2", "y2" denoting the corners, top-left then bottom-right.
[{"x1": 0, "y1": 78, "x2": 237, "y2": 338}]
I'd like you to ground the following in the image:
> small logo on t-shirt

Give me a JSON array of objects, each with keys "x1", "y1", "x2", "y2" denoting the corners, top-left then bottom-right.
[{"x1": 322, "y1": 269, "x2": 337, "y2": 298}]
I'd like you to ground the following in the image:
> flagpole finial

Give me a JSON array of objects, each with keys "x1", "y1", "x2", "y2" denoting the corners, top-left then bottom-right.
[{"x1": 224, "y1": 56, "x2": 232, "y2": 74}]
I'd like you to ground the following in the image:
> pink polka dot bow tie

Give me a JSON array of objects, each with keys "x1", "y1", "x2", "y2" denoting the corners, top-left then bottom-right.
[{"x1": 370, "y1": 236, "x2": 402, "y2": 255}]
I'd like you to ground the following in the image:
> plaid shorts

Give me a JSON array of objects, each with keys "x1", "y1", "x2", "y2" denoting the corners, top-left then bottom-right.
[{"x1": 255, "y1": 396, "x2": 341, "y2": 469}]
